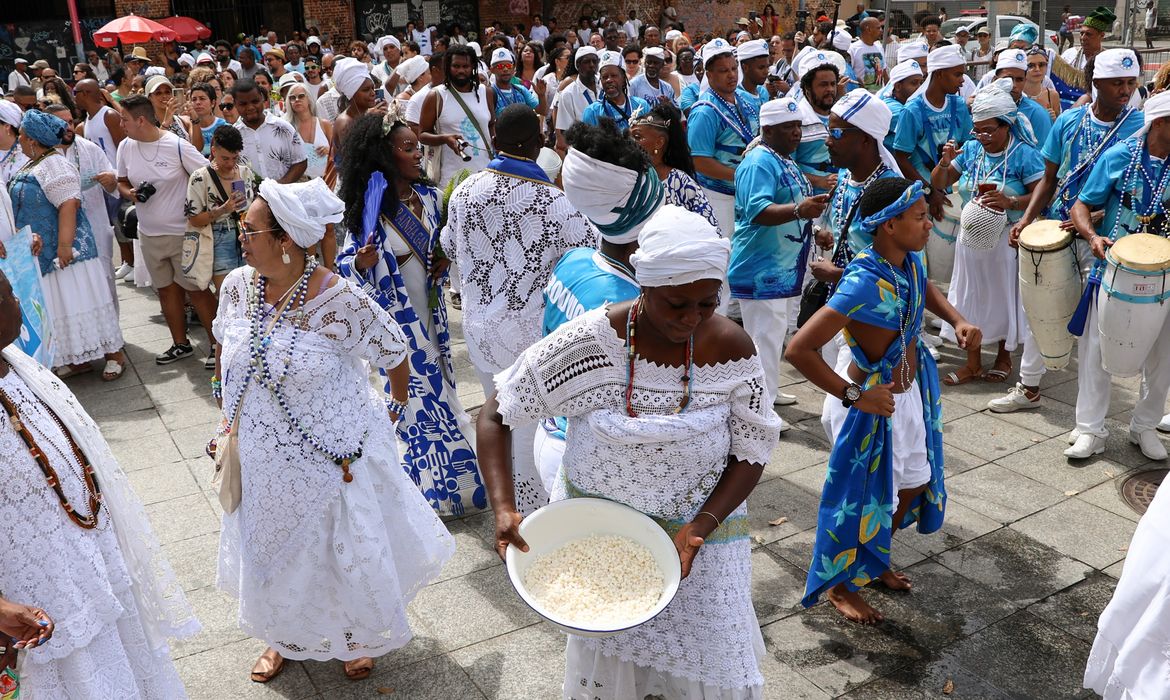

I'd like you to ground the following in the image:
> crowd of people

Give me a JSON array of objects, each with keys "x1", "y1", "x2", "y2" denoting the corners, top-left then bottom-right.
[{"x1": 1, "y1": 3, "x2": 1169, "y2": 698}]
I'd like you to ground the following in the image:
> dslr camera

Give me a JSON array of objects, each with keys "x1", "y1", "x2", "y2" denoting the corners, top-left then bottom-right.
[{"x1": 135, "y1": 182, "x2": 157, "y2": 203}]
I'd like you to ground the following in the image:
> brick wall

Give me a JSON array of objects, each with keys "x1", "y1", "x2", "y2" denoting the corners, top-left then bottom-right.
[
  {"x1": 111, "y1": 0, "x2": 172, "y2": 60},
  {"x1": 304, "y1": 0, "x2": 356, "y2": 46}
]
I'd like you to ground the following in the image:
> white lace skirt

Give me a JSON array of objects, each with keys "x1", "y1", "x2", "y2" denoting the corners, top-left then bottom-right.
[
  {"x1": 1083, "y1": 482, "x2": 1170, "y2": 698},
  {"x1": 41, "y1": 257, "x2": 123, "y2": 366},
  {"x1": 941, "y1": 224, "x2": 1025, "y2": 349},
  {"x1": 216, "y1": 427, "x2": 455, "y2": 661}
]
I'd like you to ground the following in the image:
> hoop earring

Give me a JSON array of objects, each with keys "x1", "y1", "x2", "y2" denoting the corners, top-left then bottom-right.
[{"x1": 281, "y1": 249, "x2": 291, "y2": 265}]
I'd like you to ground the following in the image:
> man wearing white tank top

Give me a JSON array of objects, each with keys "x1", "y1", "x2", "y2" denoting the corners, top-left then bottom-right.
[
  {"x1": 418, "y1": 45, "x2": 493, "y2": 189},
  {"x1": 75, "y1": 79, "x2": 134, "y2": 279}
]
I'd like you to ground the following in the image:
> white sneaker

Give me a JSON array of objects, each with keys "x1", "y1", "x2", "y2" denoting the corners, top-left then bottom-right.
[
  {"x1": 1130, "y1": 430, "x2": 1169, "y2": 461},
  {"x1": 774, "y1": 392, "x2": 798, "y2": 406},
  {"x1": 1064, "y1": 433, "x2": 1106, "y2": 459},
  {"x1": 987, "y1": 383, "x2": 1041, "y2": 413},
  {"x1": 114, "y1": 262, "x2": 133, "y2": 280},
  {"x1": 1158, "y1": 414, "x2": 1170, "y2": 434}
]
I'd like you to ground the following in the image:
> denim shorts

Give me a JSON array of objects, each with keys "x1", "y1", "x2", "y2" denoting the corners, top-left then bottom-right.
[{"x1": 212, "y1": 220, "x2": 243, "y2": 275}]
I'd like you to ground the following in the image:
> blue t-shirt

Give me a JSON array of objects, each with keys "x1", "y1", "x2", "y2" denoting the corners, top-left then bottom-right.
[
  {"x1": 1079, "y1": 136, "x2": 1170, "y2": 242},
  {"x1": 793, "y1": 112, "x2": 832, "y2": 192},
  {"x1": 1017, "y1": 95, "x2": 1053, "y2": 145},
  {"x1": 1040, "y1": 105, "x2": 1144, "y2": 221},
  {"x1": 881, "y1": 95, "x2": 905, "y2": 154},
  {"x1": 629, "y1": 74, "x2": 676, "y2": 104},
  {"x1": 199, "y1": 117, "x2": 227, "y2": 157},
  {"x1": 543, "y1": 248, "x2": 639, "y2": 336},
  {"x1": 952, "y1": 138, "x2": 1046, "y2": 225},
  {"x1": 892, "y1": 93, "x2": 973, "y2": 180},
  {"x1": 730, "y1": 145, "x2": 813, "y2": 299},
  {"x1": 737, "y1": 83, "x2": 769, "y2": 113},
  {"x1": 680, "y1": 81, "x2": 702, "y2": 113},
  {"x1": 687, "y1": 89, "x2": 759, "y2": 194},
  {"x1": 826, "y1": 166, "x2": 903, "y2": 260},
  {"x1": 582, "y1": 95, "x2": 652, "y2": 132},
  {"x1": 491, "y1": 83, "x2": 539, "y2": 115}
]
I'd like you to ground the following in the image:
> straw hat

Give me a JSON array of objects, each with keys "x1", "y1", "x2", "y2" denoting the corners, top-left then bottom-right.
[{"x1": 126, "y1": 46, "x2": 152, "y2": 63}]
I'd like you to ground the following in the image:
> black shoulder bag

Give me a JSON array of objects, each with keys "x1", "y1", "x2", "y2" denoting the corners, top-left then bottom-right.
[{"x1": 797, "y1": 194, "x2": 864, "y2": 328}]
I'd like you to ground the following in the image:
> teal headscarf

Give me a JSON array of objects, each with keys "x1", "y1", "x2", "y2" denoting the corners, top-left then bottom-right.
[{"x1": 21, "y1": 109, "x2": 67, "y2": 148}]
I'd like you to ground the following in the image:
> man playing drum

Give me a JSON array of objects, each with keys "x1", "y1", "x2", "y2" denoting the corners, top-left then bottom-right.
[
  {"x1": 996, "y1": 49, "x2": 1144, "y2": 417},
  {"x1": 1065, "y1": 91, "x2": 1170, "y2": 461}
]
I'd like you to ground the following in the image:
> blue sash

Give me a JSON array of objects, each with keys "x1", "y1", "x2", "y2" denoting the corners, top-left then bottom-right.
[
  {"x1": 485, "y1": 153, "x2": 552, "y2": 185},
  {"x1": 383, "y1": 191, "x2": 434, "y2": 265}
]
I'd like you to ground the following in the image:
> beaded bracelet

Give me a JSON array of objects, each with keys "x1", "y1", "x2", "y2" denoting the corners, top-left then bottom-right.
[
  {"x1": 386, "y1": 398, "x2": 408, "y2": 422},
  {"x1": 210, "y1": 377, "x2": 222, "y2": 401}
]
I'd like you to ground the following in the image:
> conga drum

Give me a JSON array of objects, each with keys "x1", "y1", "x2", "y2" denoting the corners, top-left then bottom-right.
[
  {"x1": 1097, "y1": 233, "x2": 1170, "y2": 378},
  {"x1": 1018, "y1": 220, "x2": 1083, "y2": 370},
  {"x1": 926, "y1": 196, "x2": 961, "y2": 286}
]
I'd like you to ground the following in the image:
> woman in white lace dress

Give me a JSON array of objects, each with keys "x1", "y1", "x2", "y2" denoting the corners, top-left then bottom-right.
[
  {"x1": 0, "y1": 269, "x2": 198, "y2": 698},
  {"x1": 212, "y1": 179, "x2": 454, "y2": 682},
  {"x1": 479, "y1": 206, "x2": 783, "y2": 700}
]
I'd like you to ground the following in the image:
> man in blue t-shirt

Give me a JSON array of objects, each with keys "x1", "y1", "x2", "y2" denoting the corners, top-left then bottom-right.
[
  {"x1": 991, "y1": 48, "x2": 1144, "y2": 425},
  {"x1": 732, "y1": 97, "x2": 828, "y2": 412}
]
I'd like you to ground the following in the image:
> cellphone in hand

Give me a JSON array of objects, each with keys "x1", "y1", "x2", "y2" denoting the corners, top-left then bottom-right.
[
  {"x1": 231, "y1": 180, "x2": 247, "y2": 211},
  {"x1": 374, "y1": 88, "x2": 385, "y2": 101}
]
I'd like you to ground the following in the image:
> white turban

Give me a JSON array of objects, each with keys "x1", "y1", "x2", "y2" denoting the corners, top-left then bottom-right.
[
  {"x1": 376, "y1": 35, "x2": 401, "y2": 54},
  {"x1": 1138, "y1": 91, "x2": 1170, "y2": 139},
  {"x1": 832, "y1": 89, "x2": 901, "y2": 173},
  {"x1": 995, "y1": 48, "x2": 1028, "y2": 74},
  {"x1": 643, "y1": 47, "x2": 666, "y2": 60},
  {"x1": 259, "y1": 179, "x2": 344, "y2": 249},
  {"x1": 537, "y1": 147, "x2": 562, "y2": 182},
  {"x1": 736, "y1": 39, "x2": 768, "y2": 62},
  {"x1": 575, "y1": 46, "x2": 598, "y2": 65},
  {"x1": 562, "y1": 148, "x2": 664, "y2": 244},
  {"x1": 897, "y1": 42, "x2": 929, "y2": 63},
  {"x1": 396, "y1": 55, "x2": 429, "y2": 84},
  {"x1": 760, "y1": 97, "x2": 802, "y2": 126},
  {"x1": 468, "y1": 41, "x2": 482, "y2": 58},
  {"x1": 631, "y1": 205, "x2": 730, "y2": 288},
  {"x1": 665, "y1": 29, "x2": 682, "y2": 42},
  {"x1": 0, "y1": 100, "x2": 23, "y2": 130},
  {"x1": 830, "y1": 29, "x2": 852, "y2": 52},
  {"x1": 1094, "y1": 48, "x2": 1140, "y2": 80},
  {"x1": 971, "y1": 77, "x2": 1037, "y2": 146},
  {"x1": 178, "y1": 53, "x2": 196, "y2": 68},
  {"x1": 332, "y1": 57, "x2": 370, "y2": 99},
  {"x1": 143, "y1": 65, "x2": 166, "y2": 78},
  {"x1": 911, "y1": 45, "x2": 966, "y2": 99},
  {"x1": 878, "y1": 59, "x2": 924, "y2": 97},
  {"x1": 599, "y1": 49, "x2": 623, "y2": 70}
]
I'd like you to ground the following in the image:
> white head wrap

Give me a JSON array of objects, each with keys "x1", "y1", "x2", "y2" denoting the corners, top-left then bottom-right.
[
  {"x1": 736, "y1": 31, "x2": 752, "y2": 42},
  {"x1": 562, "y1": 148, "x2": 664, "y2": 244},
  {"x1": 178, "y1": 53, "x2": 196, "y2": 68},
  {"x1": 760, "y1": 97, "x2": 802, "y2": 126},
  {"x1": 599, "y1": 50, "x2": 623, "y2": 70},
  {"x1": 665, "y1": 29, "x2": 682, "y2": 42},
  {"x1": 995, "y1": 48, "x2": 1028, "y2": 74},
  {"x1": 332, "y1": 57, "x2": 370, "y2": 99},
  {"x1": 1137, "y1": 91, "x2": 1170, "y2": 139},
  {"x1": 830, "y1": 29, "x2": 852, "y2": 52},
  {"x1": 468, "y1": 41, "x2": 482, "y2": 58},
  {"x1": 396, "y1": 55, "x2": 429, "y2": 84},
  {"x1": 911, "y1": 44, "x2": 966, "y2": 99},
  {"x1": 491, "y1": 48, "x2": 515, "y2": 66},
  {"x1": 143, "y1": 65, "x2": 166, "y2": 78},
  {"x1": 878, "y1": 59, "x2": 924, "y2": 97},
  {"x1": 1093, "y1": 48, "x2": 1140, "y2": 80},
  {"x1": 307, "y1": 35, "x2": 321, "y2": 46},
  {"x1": 643, "y1": 46, "x2": 666, "y2": 60},
  {"x1": 537, "y1": 147, "x2": 562, "y2": 182},
  {"x1": 897, "y1": 42, "x2": 929, "y2": 63},
  {"x1": 377, "y1": 35, "x2": 401, "y2": 54},
  {"x1": 575, "y1": 45, "x2": 599, "y2": 65},
  {"x1": 631, "y1": 205, "x2": 730, "y2": 288},
  {"x1": 736, "y1": 39, "x2": 768, "y2": 62},
  {"x1": 0, "y1": 100, "x2": 23, "y2": 130},
  {"x1": 701, "y1": 38, "x2": 734, "y2": 65},
  {"x1": 796, "y1": 49, "x2": 846, "y2": 80},
  {"x1": 832, "y1": 89, "x2": 902, "y2": 172},
  {"x1": 259, "y1": 178, "x2": 344, "y2": 249},
  {"x1": 971, "y1": 77, "x2": 1037, "y2": 146}
]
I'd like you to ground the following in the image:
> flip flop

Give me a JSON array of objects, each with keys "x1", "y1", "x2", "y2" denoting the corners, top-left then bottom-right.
[
  {"x1": 343, "y1": 657, "x2": 375, "y2": 681},
  {"x1": 943, "y1": 367, "x2": 983, "y2": 386},
  {"x1": 101, "y1": 359, "x2": 125, "y2": 382}
]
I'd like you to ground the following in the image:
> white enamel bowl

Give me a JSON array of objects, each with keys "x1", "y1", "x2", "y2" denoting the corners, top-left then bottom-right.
[{"x1": 505, "y1": 497, "x2": 682, "y2": 637}]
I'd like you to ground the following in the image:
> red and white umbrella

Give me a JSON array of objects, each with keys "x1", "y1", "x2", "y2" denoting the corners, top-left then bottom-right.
[
  {"x1": 156, "y1": 16, "x2": 213, "y2": 43},
  {"x1": 92, "y1": 14, "x2": 178, "y2": 48}
]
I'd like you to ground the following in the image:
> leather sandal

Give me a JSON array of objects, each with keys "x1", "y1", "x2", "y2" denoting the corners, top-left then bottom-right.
[
  {"x1": 343, "y1": 656, "x2": 375, "y2": 680},
  {"x1": 250, "y1": 648, "x2": 285, "y2": 683}
]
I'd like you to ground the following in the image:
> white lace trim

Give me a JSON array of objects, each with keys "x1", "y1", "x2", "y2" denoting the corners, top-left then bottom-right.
[
  {"x1": 30, "y1": 154, "x2": 83, "y2": 209},
  {"x1": 42, "y1": 258, "x2": 123, "y2": 366}
]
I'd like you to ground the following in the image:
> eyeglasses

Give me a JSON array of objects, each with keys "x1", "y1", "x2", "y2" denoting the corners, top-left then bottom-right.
[
  {"x1": 238, "y1": 222, "x2": 281, "y2": 239},
  {"x1": 73, "y1": 69, "x2": 85, "y2": 74},
  {"x1": 973, "y1": 122, "x2": 1007, "y2": 139},
  {"x1": 220, "y1": 102, "x2": 235, "y2": 110},
  {"x1": 625, "y1": 58, "x2": 640, "y2": 64},
  {"x1": 828, "y1": 126, "x2": 863, "y2": 139}
]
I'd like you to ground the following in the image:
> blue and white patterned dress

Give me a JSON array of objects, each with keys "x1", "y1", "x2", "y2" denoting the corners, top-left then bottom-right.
[{"x1": 662, "y1": 168, "x2": 720, "y2": 233}]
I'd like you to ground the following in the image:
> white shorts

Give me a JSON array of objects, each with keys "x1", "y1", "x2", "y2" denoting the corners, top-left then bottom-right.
[{"x1": 825, "y1": 380, "x2": 931, "y2": 509}]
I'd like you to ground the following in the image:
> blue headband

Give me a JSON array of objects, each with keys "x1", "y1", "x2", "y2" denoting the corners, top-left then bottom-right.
[
  {"x1": 594, "y1": 166, "x2": 664, "y2": 241},
  {"x1": 860, "y1": 181, "x2": 925, "y2": 233},
  {"x1": 21, "y1": 109, "x2": 66, "y2": 147}
]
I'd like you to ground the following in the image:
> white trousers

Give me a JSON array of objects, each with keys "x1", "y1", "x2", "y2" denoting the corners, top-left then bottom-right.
[
  {"x1": 1019, "y1": 239, "x2": 1094, "y2": 388},
  {"x1": 476, "y1": 365, "x2": 547, "y2": 515},
  {"x1": 739, "y1": 296, "x2": 797, "y2": 410},
  {"x1": 1074, "y1": 299, "x2": 1170, "y2": 437},
  {"x1": 703, "y1": 187, "x2": 738, "y2": 318}
]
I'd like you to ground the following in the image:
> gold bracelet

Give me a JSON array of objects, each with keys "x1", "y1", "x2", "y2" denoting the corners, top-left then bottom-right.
[{"x1": 696, "y1": 511, "x2": 721, "y2": 529}]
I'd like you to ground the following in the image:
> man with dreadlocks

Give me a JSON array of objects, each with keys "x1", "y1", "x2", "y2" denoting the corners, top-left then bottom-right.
[
  {"x1": 419, "y1": 44, "x2": 493, "y2": 186},
  {"x1": 440, "y1": 104, "x2": 597, "y2": 515},
  {"x1": 581, "y1": 49, "x2": 649, "y2": 132}
]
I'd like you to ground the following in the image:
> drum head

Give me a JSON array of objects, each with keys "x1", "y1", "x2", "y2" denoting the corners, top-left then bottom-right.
[
  {"x1": 1018, "y1": 220, "x2": 1071, "y2": 252},
  {"x1": 1110, "y1": 233, "x2": 1170, "y2": 271}
]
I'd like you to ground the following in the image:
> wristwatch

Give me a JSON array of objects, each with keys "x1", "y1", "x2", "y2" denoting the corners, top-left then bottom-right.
[
  {"x1": 922, "y1": 183, "x2": 934, "y2": 197},
  {"x1": 841, "y1": 383, "x2": 862, "y2": 408}
]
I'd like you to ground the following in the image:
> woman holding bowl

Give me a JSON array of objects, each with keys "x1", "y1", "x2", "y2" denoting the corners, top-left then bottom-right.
[{"x1": 478, "y1": 205, "x2": 782, "y2": 700}]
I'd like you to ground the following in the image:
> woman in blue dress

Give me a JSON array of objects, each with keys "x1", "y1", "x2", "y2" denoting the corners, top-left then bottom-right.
[
  {"x1": 8, "y1": 110, "x2": 125, "y2": 380},
  {"x1": 930, "y1": 79, "x2": 1044, "y2": 385},
  {"x1": 629, "y1": 101, "x2": 721, "y2": 233},
  {"x1": 336, "y1": 109, "x2": 485, "y2": 517}
]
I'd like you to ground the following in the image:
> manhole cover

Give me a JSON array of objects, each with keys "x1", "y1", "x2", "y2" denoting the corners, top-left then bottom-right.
[{"x1": 1120, "y1": 469, "x2": 1168, "y2": 515}]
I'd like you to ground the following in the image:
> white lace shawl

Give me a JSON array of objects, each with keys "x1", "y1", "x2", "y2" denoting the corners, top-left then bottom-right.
[{"x1": 1, "y1": 347, "x2": 201, "y2": 650}]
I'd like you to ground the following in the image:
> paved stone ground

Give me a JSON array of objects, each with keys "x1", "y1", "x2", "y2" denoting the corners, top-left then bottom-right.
[{"x1": 66, "y1": 278, "x2": 1169, "y2": 700}]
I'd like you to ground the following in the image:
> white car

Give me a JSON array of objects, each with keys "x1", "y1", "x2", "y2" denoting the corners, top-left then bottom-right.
[{"x1": 939, "y1": 15, "x2": 1062, "y2": 52}]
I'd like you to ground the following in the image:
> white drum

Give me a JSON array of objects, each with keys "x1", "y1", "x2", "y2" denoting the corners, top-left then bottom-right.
[
  {"x1": 926, "y1": 196, "x2": 961, "y2": 286},
  {"x1": 1018, "y1": 220, "x2": 1083, "y2": 370},
  {"x1": 1097, "y1": 233, "x2": 1170, "y2": 378}
]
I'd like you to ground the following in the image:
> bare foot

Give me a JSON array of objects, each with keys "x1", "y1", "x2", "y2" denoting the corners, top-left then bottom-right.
[
  {"x1": 826, "y1": 583, "x2": 884, "y2": 624},
  {"x1": 877, "y1": 569, "x2": 913, "y2": 591}
]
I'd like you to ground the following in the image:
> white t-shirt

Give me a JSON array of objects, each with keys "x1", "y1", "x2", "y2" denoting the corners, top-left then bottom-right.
[
  {"x1": 412, "y1": 28, "x2": 433, "y2": 56},
  {"x1": 623, "y1": 19, "x2": 642, "y2": 41},
  {"x1": 849, "y1": 41, "x2": 886, "y2": 91},
  {"x1": 554, "y1": 78, "x2": 598, "y2": 131},
  {"x1": 406, "y1": 83, "x2": 433, "y2": 125},
  {"x1": 530, "y1": 25, "x2": 550, "y2": 43},
  {"x1": 116, "y1": 131, "x2": 209, "y2": 236}
]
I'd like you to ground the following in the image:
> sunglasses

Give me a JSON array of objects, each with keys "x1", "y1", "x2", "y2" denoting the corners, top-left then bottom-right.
[
  {"x1": 625, "y1": 58, "x2": 640, "y2": 64},
  {"x1": 220, "y1": 102, "x2": 235, "y2": 110},
  {"x1": 493, "y1": 62, "x2": 514, "y2": 71},
  {"x1": 828, "y1": 126, "x2": 863, "y2": 139}
]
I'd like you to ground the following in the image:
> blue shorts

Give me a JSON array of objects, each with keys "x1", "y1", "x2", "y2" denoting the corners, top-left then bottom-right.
[{"x1": 212, "y1": 220, "x2": 243, "y2": 275}]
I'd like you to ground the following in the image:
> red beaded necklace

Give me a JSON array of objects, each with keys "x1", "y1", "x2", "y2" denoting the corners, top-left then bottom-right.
[
  {"x1": 0, "y1": 384, "x2": 102, "y2": 529},
  {"x1": 624, "y1": 298, "x2": 694, "y2": 418}
]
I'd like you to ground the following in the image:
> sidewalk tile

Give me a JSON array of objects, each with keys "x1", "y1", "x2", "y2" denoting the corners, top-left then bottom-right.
[
  {"x1": 173, "y1": 637, "x2": 316, "y2": 700},
  {"x1": 162, "y1": 531, "x2": 223, "y2": 592},
  {"x1": 996, "y1": 437, "x2": 1137, "y2": 493},
  {"x1": 327, "y1": 653, "x2": 486, "y2": 699},
  {"x1": 751, "y1": 547, "x2": 809, "y2": 625},
  {"x1": 837, "y1": 654, "x2": 1009, "y2": 699},
  {"x1": 450, "y1": 623, "x2": 565, "y2": 699},
  {"x1": 1075, "y1": 481, "x2": 1142, "y2": 523},
  {"x1": 935, "y1": 529, "x2": 1092, "y2": 608},
  {"x1": 170, "y1": 586, "x2": 249, "y2": 659},
  {"x1": 409, "y1": 565, "x2": 540, "y2": 651},
  {"x1": 941, "y1": 413, "x2": 1048, "y2": 463},
  {"x1": 746, "y1": 475, "x2": 821, "y2": 546},
  {"x1": 1027, "y1": 572, "x2": 1117, "y2": 644},
  {"x1": 108, "y1": 431, "x2": 183, "y2": 472},
  {"x1": 1009, "y1": 499, "x2": 1136, "y2": 570},
  {"x1": 945, "y1": 464, "x2": 1065, "y2": 524},
  {"x1": 435, "y1": 520, "x2": 504, "y2": 583},
  {"x1": 145, "y1": 492, "x2": 221, "y2": 545},
  {"x1": 126, "y1": 461, "x2": 201, "y2": 505}
]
